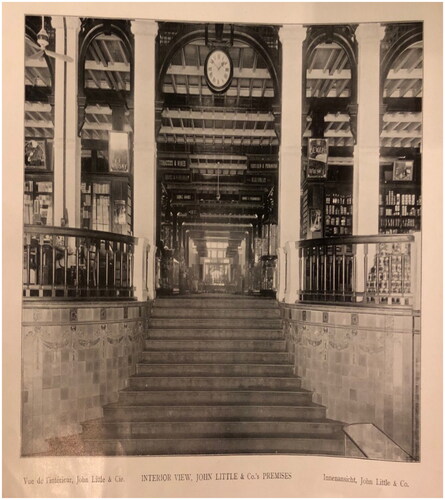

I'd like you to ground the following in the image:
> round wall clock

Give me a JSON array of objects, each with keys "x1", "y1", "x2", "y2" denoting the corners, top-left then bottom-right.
[{"x1": 204, "y1": 49, "x2": 234, "y2": 93}]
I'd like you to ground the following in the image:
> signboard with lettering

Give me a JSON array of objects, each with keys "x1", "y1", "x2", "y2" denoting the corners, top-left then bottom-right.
[
  {"x1": 249, "y1": 159, "x2": 278, "y2": 170},
  {"x1": 163, "y1": 173, "x2": 191, "y2": 183},
  {"x1": 240, "y1": 194, "x2": 263, "y2": 202},
  {"x1": 307, "y1": 138, "x2": 328, "y2": 179},
  {"x1": 245, "y1": 175, "x2": 269, "y2": 185},
  {"x1": 158, "y1": 158, "x2": 189, "y2": 168},
  {"x1": 173, "y1": 193, "x2": 194, "y2": 201}
]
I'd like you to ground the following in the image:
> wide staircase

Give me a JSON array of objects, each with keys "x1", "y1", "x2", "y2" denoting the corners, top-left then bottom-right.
[{"x1": 82, "y1": 295, "x2": 345, "y2": 456}]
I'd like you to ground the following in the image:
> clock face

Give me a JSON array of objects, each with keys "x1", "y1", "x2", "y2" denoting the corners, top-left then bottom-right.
[{"x1": 204, "y1": 49, "x2": 233, "y2": 93}]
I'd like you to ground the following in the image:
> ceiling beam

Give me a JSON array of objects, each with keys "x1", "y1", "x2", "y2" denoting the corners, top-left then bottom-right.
[
  {"x1": 167, "y1": 64, "x2": 270, "y2": 80},
  {"x1": 25, "y1": 102, "x2": 51, "y2": 112},
  {"x1": 387, "y1": 68, "x2": 422, "y2": 80},
  {"x1": 306, "y1": 69, "x2": 351, "y2": 80},
  {"x1": 162, "y1": 84, "x2": 274, "y2": 98}
]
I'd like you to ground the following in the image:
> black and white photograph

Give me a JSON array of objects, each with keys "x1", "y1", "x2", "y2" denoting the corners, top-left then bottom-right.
[{"x1": 3, "y1": 2, "x2": 443, "y2": 498}]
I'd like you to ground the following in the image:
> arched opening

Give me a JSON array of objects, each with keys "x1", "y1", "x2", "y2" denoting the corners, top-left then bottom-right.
[
  {"x1": 78, "y1": 24, "x2": 134, "y2": 235},
  {"x1": 24, "y1": 19, "x2": 55, "y2": 227},
  {"x1": 301, "y1": 38, "x2": 355, "y2": 241},
  {"x1": 379, "y1": 35, "x2": 423, "y2": 234},
  {"x1": 155, "y1": 24, "x2": 280, "y2": 295}
]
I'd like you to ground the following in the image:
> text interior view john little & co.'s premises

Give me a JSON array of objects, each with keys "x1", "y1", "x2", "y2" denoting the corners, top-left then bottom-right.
[{"x1": 22, "y1": 15, "x2": 422, "y2": 459}]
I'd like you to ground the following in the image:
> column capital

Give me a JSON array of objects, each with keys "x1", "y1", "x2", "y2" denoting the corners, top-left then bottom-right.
[
  {"x1": 279, "y1": 24, "x2": 307, "y2": 44},
  {"x1": 66, "y1": 16, "x2": 81, "y2": 31},
  {"x1": 50, "y1": 16, "x2": 64, "y2": 30},
  {"x1": 131, "y1": 19, "x2": 158, "y2": 38},
  {"x1": 51, "y1": 16, "x2": 80, "y2": 32},
  {"x1": 355, "y1": 23, "x2": 385, "y2": 44}
]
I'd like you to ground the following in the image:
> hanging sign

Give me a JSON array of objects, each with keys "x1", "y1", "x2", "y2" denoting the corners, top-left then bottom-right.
[
  {"x1": 248, "y1": 159, "x2": 278, "y2": 170},
  {"x1": 163, "y1": 173, "x2": 191, "y2": 183},
  {"x1": 158, "y1": 158, "x2": 189, "y2": 169},
  {"x1": 108, "y1": 132, "x2": 130, "y2": 173},
  {"x1": 307, "y1": 138, "x2": 329, "y2": 179}
]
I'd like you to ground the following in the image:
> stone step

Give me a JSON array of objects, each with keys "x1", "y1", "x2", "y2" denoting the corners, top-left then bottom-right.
[
  {"x1": 151, "y1": 308, "x2": 281, "y2": 319},
  {"x1": 118, "y1": 389, "x2": 313, "y2": 406},
  {"x1": 139, "y1": 351, "x2": 293, "y2": 365},
  {"x1": 82, "y1": 419, "x2": 343, "y2": 439},
  {"x1": 144, "y1": 339, "x2": 286, "y2": 352},
  {"x1": 154, "y1": 298, "x2": 278, "y2": 309},
  {"x1": 136, "y1": 363, "x2": 295, "y2": 377},
  {"x1": 148, "y1": 328, "x2": 285, "y2": 340},
  {"x1": 128, "y1": 375, "x2": 301, "y2": 391},
  {"x1": 103, "y1": 403, "x2": 327, "y2": 421},
  {"x1": 148, "y1": 318, "x2": 282, "y2": 329},
  {"x1": 82, "y1": 435, "x2": 345, "y2": 456}
]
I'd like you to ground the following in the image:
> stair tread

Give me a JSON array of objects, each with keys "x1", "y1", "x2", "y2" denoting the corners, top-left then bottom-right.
[
  {"x1": 106, "y1": 402, "x2": 325, "y2": 408},
  {"x1": 131, "y1": 375, "x2": 300, "y2": 379},
  {"x1": 122, "y1": 388, "x2": 310, "y2": 394},
  {"x1": 83, "y1": 432, "x2": 343, "y2": 441}
]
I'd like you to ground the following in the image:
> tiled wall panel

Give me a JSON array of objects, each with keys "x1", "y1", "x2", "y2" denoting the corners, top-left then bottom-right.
[
  {"x1": 283, "y1": 304, "x2": 420, "y2": 459},
  {"x1": 22, "y1": 301, "x2": 152, "y2": 455}
]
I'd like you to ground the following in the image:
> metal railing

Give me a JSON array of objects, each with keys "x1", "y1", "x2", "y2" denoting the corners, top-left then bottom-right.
[
  {"x1": 294, "y1": 233, "x2": 418, "y2": 306},
  {"x1": 23, "y1": 225, "x2": 135, "y2": 299}
]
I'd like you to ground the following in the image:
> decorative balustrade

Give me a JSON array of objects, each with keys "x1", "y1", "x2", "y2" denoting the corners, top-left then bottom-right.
[
  {"x1": 23, "y1": 225, "x2": 135, "y2": 299},
  {"x1": 285, "y1": 233, "x2": 420, "y2": 306}
]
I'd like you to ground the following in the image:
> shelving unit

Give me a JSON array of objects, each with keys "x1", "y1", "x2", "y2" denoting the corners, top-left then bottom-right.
[
  {"x1": 23, "y1": 177, "x2": 53, "y2": 225},
  {"x1": 81, "y1": 177, "x2": 133, "y2": 235},
  {"x1": 379, "y1": 162, "x2": 421, "y2": 234},
  {"x1": 324, "y1": 191, "x2": 353, "y2": 237}
]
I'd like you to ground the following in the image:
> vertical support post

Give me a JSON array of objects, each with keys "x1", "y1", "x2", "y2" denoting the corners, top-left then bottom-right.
[
  {"x1": 131, "y1": 20, "x2": 158, "y2": 301},
  {"x1": 277, "y1": 25, "x2": 307, "y2": 302},
  {"x1": 285, "y1": 241, "x2": 300, "y2": 303},
  {"x1": 353, "y1": 23, "x2": 385, "y2": 300},
  {"x1": 50, "y1": 16, "x2": 65, "y2": 225},
  {"x1": 51, "y1": 16, "x2": 81, "y2": 227},
  {"x1": 353, "y1": 23, "x2": 385, "y2": 236},
  {"x1": 277, "y1": 246, "x2": 287, "y2": 301}
]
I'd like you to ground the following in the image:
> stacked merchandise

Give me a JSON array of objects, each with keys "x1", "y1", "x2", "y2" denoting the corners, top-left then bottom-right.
[
  {"x1": 379, "y1": 188, "x2": 421, "y2": 234},
  {"x1": 324, "y1": 192, "x2": 352, "y2": 236},
  {"x1": 366, "y1": 242, "x2": 411, "y2": 304}
]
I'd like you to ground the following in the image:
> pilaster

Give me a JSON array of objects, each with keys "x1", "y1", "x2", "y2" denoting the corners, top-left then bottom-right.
[{"x1": 131, "y1": 20, "x2": 158, "y2": 300}]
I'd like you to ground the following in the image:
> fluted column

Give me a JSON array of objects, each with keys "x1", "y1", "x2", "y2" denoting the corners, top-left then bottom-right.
[
  {"x1": 51, "y1": 16, "x2": 81, "y2": 227},
  {"x1": 131, "y1": 20, "x2": 158, "y2": 300},
  {"x1": 277, "y1": 25, "x2": 306, "y2": 302},
  {"x1": 353, "y1": 23, "x2": 385, "y2": 235}
]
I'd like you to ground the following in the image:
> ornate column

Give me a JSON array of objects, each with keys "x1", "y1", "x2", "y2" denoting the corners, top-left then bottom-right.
[
  {"x1": 131, "y1": 20, "x2": 158, "y2": 301},
  {"x1": 353, "y1": 23, "x2": 385, "y2": 235},
  {"x1": 277, "y1": 25, "x2": 306, "y2": 303},
  {"x1": 51, "y1": 16, "x2": 81, "y2": 227}
]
